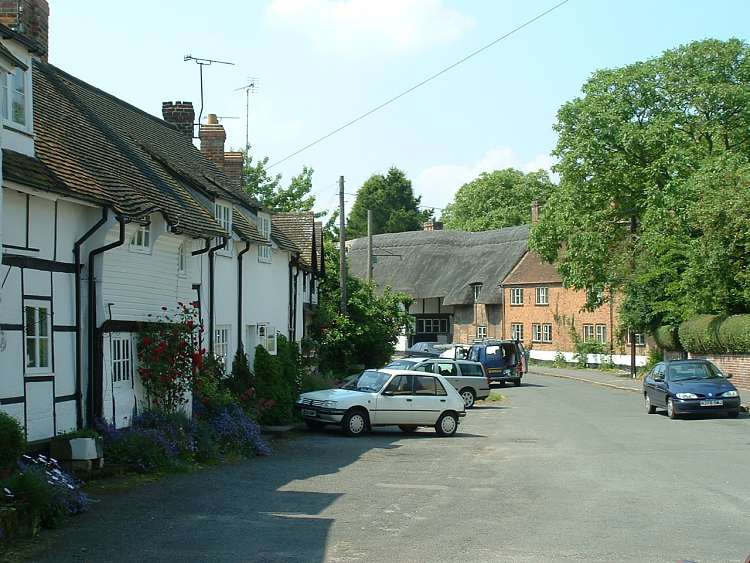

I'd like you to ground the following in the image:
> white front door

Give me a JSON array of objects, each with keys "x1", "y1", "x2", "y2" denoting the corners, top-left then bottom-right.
[{"x1": 107, "y1": 333, "x2": 135, "y2": 428}]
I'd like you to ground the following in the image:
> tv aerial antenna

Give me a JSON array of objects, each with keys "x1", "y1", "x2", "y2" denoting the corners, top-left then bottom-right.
[
  {"x1": 184, "y1": 54, "x2": 235, "y2": 129},
  {"x1": 235, "y1": 78, "x2": 259, "y2": 150}
]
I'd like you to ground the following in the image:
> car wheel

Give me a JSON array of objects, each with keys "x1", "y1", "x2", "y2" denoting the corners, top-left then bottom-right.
[
  {"x1": 727, "y1": 410, "x2": 740, "y2": 419},
  {"x1": 435, "y1": 412, "x2": 458, "y2": 437},
  {"x1": 498, "y1": 380, "x2": 506, "y2": 387},
  {"x1": 667, "y1": 398, "x2": 679, "y2": 419},
  {"x1": 459, "y1": 388, "x2": 476, "y2": 409},
  {"x1": 398, "y1": 425, "x2": 418, "y2": 433},
  {"x1": 513, "y1": 379, "x2": 521, "y2": 387},
  {"x1": 342, "y1": 409, "x2": 368, "y2": 437},
  {"x1": 644, "y1": 394, "x2": 656, "y2": 414},
  {"x1": 305, "y1": 419, "x2": 326, "y2": 431}
]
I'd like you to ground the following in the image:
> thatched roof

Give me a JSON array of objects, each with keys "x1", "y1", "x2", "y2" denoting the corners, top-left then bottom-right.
[{"x1": 348, "y1": 226, "x2": 529, "y2": 305}]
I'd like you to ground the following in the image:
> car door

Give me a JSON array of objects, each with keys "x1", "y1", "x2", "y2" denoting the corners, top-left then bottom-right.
[
  {"x1": 435, "y1": 361, "x2": 460, "y2": 391},
  {"x1": 410, "y1": 375, "x2": 448, "y2": 425},
  {"x1": 648, "y1": 364, "x2": 668, "y2": 406},
  {"x1": 375, "y1": 375, "x2": 417, "y2": 425}
]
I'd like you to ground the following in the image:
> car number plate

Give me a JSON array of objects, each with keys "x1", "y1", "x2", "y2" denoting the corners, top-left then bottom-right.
[
  {"x1": 302, "y1": 409, "x2": 317, "y2": 417},
  {"x1": 699, "y1": 399, "x2": 723, "y2": 407}
]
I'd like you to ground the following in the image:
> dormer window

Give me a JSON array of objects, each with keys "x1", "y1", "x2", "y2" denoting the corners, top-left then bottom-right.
[
  {"x1": 129, "y1": 224, "x2": 151, "y2": 253},
  {"x1": 472, "y1": 283, "x2": 482, "y2": 303},
  {"x1": 1, "y1": 68, "x2": 27, "y2": 127},
  {"x1": 258, "y1": 213, "x2": 272, "y2": 263},
  {"x1": 214, "y1": 202, "x2": 233, "y2": 254}
]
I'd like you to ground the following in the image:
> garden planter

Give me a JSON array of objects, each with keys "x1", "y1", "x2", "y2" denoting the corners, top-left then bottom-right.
[{"x1": 49, "y1": 437, "x2": 104, "y2": 471}]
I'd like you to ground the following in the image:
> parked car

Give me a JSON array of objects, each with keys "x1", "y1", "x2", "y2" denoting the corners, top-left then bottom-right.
[
  {"x1": 386, "y1": 357, "x2": 490, "y2": 408},
  {"x1": 406, "y1": 341, "x2": 443, "y2": 357},
  {"x1": 295, "y1": 369, "x2": 466, "y2": 436},
  {"x1": 467, "y1": 340, "x2": 527, "y2": 386},
  {"x1": 643, "y1": 360, "x2": 741, "y2": 419}
]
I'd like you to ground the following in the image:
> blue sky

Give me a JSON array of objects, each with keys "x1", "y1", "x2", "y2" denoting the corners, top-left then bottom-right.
[{"x1": 48, "y1": 0, "x2": 749, "y2": 217}]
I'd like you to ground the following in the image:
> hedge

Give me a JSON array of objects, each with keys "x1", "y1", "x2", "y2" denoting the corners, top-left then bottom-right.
[
  {"x1": 717, "y1": 315, "x2": 750, "y2": 354},
  {"x1": 678, "y1": 315, "x2": 723, "y2": 354},
  {"x1": 653, "y1": 325, "x2": 681, "y2": 351}
]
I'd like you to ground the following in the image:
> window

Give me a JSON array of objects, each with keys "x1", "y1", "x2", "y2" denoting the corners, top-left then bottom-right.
[
  {"x1": 413, "y1": 362, "x2": 434, "y2": 373},
  {"x1": 111, "y1": 336, "x2": 132, "y2": 383},
  {"x1": 256, "y1": 324, "x2": 277, "y2": 355},
  {"x1": 472, "y1": 284, "x2": 482, "y2": 303},
  {"x1": 384, "y1": 375, "x2": 413, "y2": 396},
  {"x1": 510, "y1": 288, "x2": 524, "y2": 306},
  {"x1": 595, "y1": 324, "x2": 607, "y2": 343},
  {"x1": 535, "y1": 286, "x2": 549, "y2": 305},
  {"x1": 476, "y1": 325, "x2": 487, "y2": 339},
  {"x1": 130, "y1": 224, "x2": 151, "y2": 252},
  {"x1": 511, "y1": 323, "x2": 524, "y2": 342},
  {"x1": 258, "y1": 213, "x2": 272, "y2": 263},
  {"x1": 214, "y1": 203, "x2": 233, "y2": 254},
  {"x1": 583, "y1": 324, "x2": 595, "y2": 342},
  {"x1": 458, "y1": 362, "x2": 484, "y2": 377},
  {"x1": 214, "y1": 326, "x2": 230, "y2": 366},
  {"x1": 532, "y1": 323, "x2": 543, "y2": 343},
  {"x1": 414, "y1": 375, "x2": 439, "y2": 396},
  {"x1": 2, "y1": 68, "x2": 26, "y2": 126},
  {"x1": 416, "y1": 318, "x2": 448, "y2": 334},
  {"x1": 542, "y1": 324, "x2": 553, "y2": 343},
  {"x1": 177, "y1": 242, "x2": 188, "y2": 276},
  {"x1": 627, "y1": 332, "x2": 646, "y2": 346},
  {"x1": 24, "y1": 301, "x2": 51, "y2": 373},
  {"x1": 436, "y1": 362, "x2": 458, "y2": 378}
]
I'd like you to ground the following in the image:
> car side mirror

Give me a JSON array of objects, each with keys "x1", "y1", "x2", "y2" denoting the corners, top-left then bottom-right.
[
  {"x1": 381, "y1": 390, "x2": 394, "y2": 396},
  {"x1": 653, "y1": 375, "x2": 664, "y2": 382}
]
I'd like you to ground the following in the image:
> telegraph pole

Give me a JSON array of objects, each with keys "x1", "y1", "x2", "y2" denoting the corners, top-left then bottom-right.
[
  {"x1": 339, "y1": 176, "x2": 347, "y2": 314},
  {"x1": 367, "y1": 209, "x2": 373, "y2": 283},
  {"x1": 629, "y1": 215, "x2": 637, "y2": 378}
]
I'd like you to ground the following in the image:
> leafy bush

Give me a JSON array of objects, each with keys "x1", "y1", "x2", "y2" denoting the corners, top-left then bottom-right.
[
  {"x1": 132, "y1": 410, "x2": 195, "y2": 460},
  {"x1": 1, "y1": 455, "x2": 88, "y2": 534},
  {"x1": 678, "y1": 314, "x2": 723, "y2": 354},
  {"x1": 552, "y1": 351, "x2": 567, "y2": 368},
  {"x1": 645, "y1": 347, "x2": 664, "y2": 371},
  {"x1": 253, "y1": 345, "x2": 296, "y2": 425},
  {"x1": 717, "y1": 315, "x2": 750, "y2": 354},
  {"x1": 208, "y1": 404, "x2": 271, "y2": 457},
  {"x1": 101, "y1": 428, "x2": 175, "y2": 472},
  {"x1": 573, "y1": 340, "x2": 605, "y2": 368},
  {"x1": 191, "y1": 419, "x2": 221, "y2": 464},
  {"x1": 0, "y1": 413, "x2": 25, "y2": 477},
  {"x1": 194, "y1": 355, "x2": 235, "y2": 414},
  {"x1": 300, "y1": 372, "x2": 337, "y2": 392},
  {"x1": 654, "y1": 325, "x2": 681, "y2": 351}
]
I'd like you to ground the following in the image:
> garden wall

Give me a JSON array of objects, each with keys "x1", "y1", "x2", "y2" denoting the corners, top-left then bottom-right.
[{"x1": 688, "y1": 353, "x2": 750, "y2": 391}]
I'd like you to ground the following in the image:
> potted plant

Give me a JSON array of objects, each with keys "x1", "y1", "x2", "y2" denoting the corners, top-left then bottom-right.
[{"x1": 50, "y1": 429, "x2": 104, "y2": 470}]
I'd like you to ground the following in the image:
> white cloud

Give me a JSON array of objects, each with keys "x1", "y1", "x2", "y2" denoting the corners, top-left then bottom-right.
[
  {"x1": 413, "y1": 146, "x2": 557, "y2": 212},
  {"x1": 265, "y1": 0, "x2": 474, "y2": 57}
]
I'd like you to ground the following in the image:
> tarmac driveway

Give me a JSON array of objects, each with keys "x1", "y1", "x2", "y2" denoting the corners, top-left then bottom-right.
[{"x1": 20, "y1": 373, "x2": 750, "y2": 562}]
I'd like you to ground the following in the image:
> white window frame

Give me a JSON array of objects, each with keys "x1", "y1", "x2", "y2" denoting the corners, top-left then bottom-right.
[
  {"x1": 511, "y1": 323, "x2": 524, "y2": 342},
  {"x1": 258, "y1": 213, "x2": 272, "y2": 263},
  {"x1": 472, "y1": 284, "x2": 482, "y2": 303},
  {"x1": 627, "y1": 332, "x2": 646, "y2": 346},
  {"x1": 476, "y1": 325, "x2": 487, "y2": 340},
  {"x1": 129, "y1": 224, "x2": 151, "y2": 253},
  {"x1": 583, "y1": 324, "x2": 595, "y2": 342},
  {"x1": 535, "y1": 286, "x2": 549, "y2": 305},
  {"x1": 542, "y1": 323, "x2": 553, "y2": 343},
  {"x1": 214, "y1": 203, "x2": 233, "y2": 255},
  {"x1": 177, "y1": 241, "x2": 188, "y2": 277},
  {"x1": 510, "y1": 287, "x2": 524, "y2": 306},
  {"x1": 214, "y1": 326, "x2": 230, "y2": 366},
  {"x1": 256, "y1": 324, "x2": 277, "y2": 355},
  {"x1": 595, "y1": 324, "x2": 607, "y2": 344},
  {"x1": 2, "y1": 67, "x2": 29, "y2": 129},
  {"x1": 24, "y1": 299, "x2": 52, "y2": 374},
  {"x1": 111, "y1": 335, "x2": 133, "y2": 383},
  {"x1": 532, "y1": 323, "x2": 542, "y2": 343}
]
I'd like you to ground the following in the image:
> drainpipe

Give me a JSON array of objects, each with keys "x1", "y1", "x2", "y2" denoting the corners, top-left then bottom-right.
[
  {"x1": 87, "y1": 215, "x2": 126, "y2": 425},
  {"x1": 288, "y1": 261, "x2": 293, "y2": 337},
  {"x1": 73, "y1": 207, "x2": 108, "y2": 429},
  {"x1": 237, "y1": 242, "x2": 250, "y2": 352},
  {"x1": 191, "y1": 239, "x2": 211, "y2": 350},
  {"x1": 292, "y1": 264, "x2": 300, "y2": 342},
  {"x1": 207, "y1": 237, "x2": 227, "y2": 356}
]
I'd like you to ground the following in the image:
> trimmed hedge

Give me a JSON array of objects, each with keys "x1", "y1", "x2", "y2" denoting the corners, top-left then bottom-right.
[
  {"x1": 653, "y1": 325, "x2": 681, "y2": 351},
  {"x1": 678, "y1": 315, "x2": 723, "y2": 354},
  {"x1": 717, "y1": 315, "x2": 750, "y2": 354}
]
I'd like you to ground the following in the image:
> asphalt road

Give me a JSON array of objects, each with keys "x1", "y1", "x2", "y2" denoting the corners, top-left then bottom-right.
[{"x1": 22, "y1": 373, "x2": 750, "y2": 562}]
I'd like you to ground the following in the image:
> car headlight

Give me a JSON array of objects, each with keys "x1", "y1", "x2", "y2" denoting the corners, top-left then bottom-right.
[
  {"x1": 321, "y1": 400, "x2": 338, "y2": 408},
  {"x1": 675, "y1": 393, "x2": 698, "y2": 399},
  {"x1": 722, "y1": 390, "x2": 739, "y2": 398}
]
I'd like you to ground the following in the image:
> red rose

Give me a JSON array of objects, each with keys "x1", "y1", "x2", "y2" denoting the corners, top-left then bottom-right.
[{"x1": 186, "y1": 320, "x2": 194, "y2": 329}]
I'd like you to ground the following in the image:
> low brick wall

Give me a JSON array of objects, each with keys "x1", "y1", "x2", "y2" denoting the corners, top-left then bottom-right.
[{"x1": 689, "y1": 353, "x2": 750, "y2": 391}]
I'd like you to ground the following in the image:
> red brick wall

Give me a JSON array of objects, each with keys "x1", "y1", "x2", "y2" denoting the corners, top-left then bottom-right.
[
  {"x1": 0, "y1": 0, "x2": 49, "y2": 59},
  {"x1": 199, "y1": 115, "x2": 226, "y2": 169},
  {"x1": 689, "y1": 354, "x2": 750, "y2": 392},
  {"x1": 452, "y1": 304, "x2": 502, "y2": 344}
]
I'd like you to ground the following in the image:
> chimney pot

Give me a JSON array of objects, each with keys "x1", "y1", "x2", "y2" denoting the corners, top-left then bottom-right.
[
  {"x1": 162, "y1": 100, "x2": 195, "y2": 138},
  {"x1": 207, "y1": 113, "x2": 219, "y2": 125}
]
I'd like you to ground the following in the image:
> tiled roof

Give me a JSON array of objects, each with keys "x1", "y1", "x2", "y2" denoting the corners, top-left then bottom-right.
[
  {"x1": 314, "y1": 221, "x2": 324, "y2": 274},
  {"x1": 31, "y1": 61, "x2": 261, "y2": 239},
  {"x1": 232, "y1": 209, "x2": 267, "y2": 245},
  {"x1": 3, "y1": 149, "x2": 66, "y2": 193},
  {"x1": 272, "y1": 212, "x2": 315, "y2": 268},
  {"x1": 502, "y1": 251, "x2": 562, "y2": 285}
]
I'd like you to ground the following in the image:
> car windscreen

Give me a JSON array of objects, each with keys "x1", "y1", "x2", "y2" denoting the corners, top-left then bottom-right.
[
  {"x1": 459, "y1": 362, "x2": 484, "y2": 377},
  {"x1": 668, "y1": 362, "x2": 723, "y2": 381},
  {"x1": 386, "y1": 360, "x2": 417, "y2": 370},
  {"x1": 342, "y1": 370, "x2": 391, "y2": 392}
]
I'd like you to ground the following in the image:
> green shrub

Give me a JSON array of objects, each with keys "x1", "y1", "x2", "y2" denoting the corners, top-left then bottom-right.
[
  {"x1": 645, "y1": 347, "x2": 664, "y2": 371},
  {"x1": 573, "y1": 340, "x2": 605, "y2": 368},
  {"x1": 253, "y1": 344, "x2": 296, "y2": 425},
  {"x1": 104, "y1": 431, "x2": 173, "y2": 472},
  {"x1": 553, "y1": 352, "x2": 567, "y2": 368},
  {"x1": 194, "y1": 355, "x2": 236, "y2": 413},
  {"x1": 717, "y1": 315, "x2": 750, "y2": 353},
  {"x1": 678, "y1": 314, "x2": 724, "y2": 354},
  {"x1": 0, "y1": 412, "x2": 25, "y2": 476},
  {"x1": 654, "y1": 325, "x2": 681, "y2": 351},
  {"x1": 300, "y1": 372, "x2": 337, "y2": 392},
  {"x1": 192, "y1": 419, "x2": 221, "y2": 464}
]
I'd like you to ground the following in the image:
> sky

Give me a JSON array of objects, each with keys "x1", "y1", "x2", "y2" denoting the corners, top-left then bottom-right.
[{"x1": 47, "y1": 0, "x2": 750, "y2": 218}]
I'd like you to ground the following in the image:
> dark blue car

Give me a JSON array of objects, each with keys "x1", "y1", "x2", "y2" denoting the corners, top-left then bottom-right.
[{"x1": 643, "y1": 360, "x2": 741, "y2": 419}]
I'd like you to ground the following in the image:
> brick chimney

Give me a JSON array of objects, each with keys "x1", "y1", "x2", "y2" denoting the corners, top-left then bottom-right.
[
  {"x1": 161, "y1": 101, "x2": 195, "y2": 138},
  {"x1": 0, "y1": 0, "x2": 49, "y2": 60},
  {"x1": 199, "y1": 114, "x2": 226, "y2": 169},
  {"x1": 531, "y1": 201, "x2": 541, "y2": 224},
  {"x1": 423, "y1": 219, "x2": 443, "y2": 231},
  {"x1": 224, "y1": 151, "x2": 244, "y2": 190}
]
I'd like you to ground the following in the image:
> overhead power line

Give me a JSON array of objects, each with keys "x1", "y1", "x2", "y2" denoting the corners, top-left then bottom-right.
[{"x1": 268, "y1": 0, "x2": 571, "y2": 169}]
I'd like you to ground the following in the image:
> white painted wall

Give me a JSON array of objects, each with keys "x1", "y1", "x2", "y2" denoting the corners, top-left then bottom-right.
[{"x1": 529, "y1": 349, "x2": 647, "y2": 367}]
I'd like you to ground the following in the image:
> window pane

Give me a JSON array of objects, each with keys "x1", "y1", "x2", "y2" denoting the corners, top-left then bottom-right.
[
  {"x1": 436, "y1": 363, "x2": 458, "y2": 377},
  {"x1": 38, "y1": 308, "x2": 49, "y2": 337},
  {"x1": 25, "y1": 306, "x2": 36, "y2": 336},
  {"x1": 1, "y1": 72, "x2": 7, "y2": 119},
  {"x1": 26, "y1": 337, "x2": 36, "y2": 367},
  {"x1": 39, "y1": 338, "x2": 49, "y2": 368},
  {"x1": 414, "y1": 376, "x2": 437, "y2": 396},
  {"x1": 11, "y1": 69, "x2": 24, "y2": 125}
]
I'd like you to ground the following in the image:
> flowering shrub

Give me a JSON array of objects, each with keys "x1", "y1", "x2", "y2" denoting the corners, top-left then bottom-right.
[
  {"x1": 0, "y1": 454, "x2": 88, "y2": 536},
  {"x1": 207, "y1": 404, "x2": 271, "y2": 457},
  {"x1": 138, "y1": 302, "x2": 202, "y2": 412}
]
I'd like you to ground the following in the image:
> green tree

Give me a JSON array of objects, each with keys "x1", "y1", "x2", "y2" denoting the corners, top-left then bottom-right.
[
  {"x1": 308, "y1": 241, "x2": 412, "y2": 374},
  {"x1": 242, "y1": 148, "x2": 316, "y2": 212},
  {"x1": 442, "y1": 168, "x2": 555, "y2": 231},
  {"x1": 347, "y1": 167, "x2": 430, "y2": 238},
  {"x1": 529, "y1": 38, "x2": 750, "y2": 329}
]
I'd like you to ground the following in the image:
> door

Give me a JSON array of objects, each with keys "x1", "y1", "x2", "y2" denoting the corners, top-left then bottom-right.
[
  {"x1": 435, "y1": 361, "x2": 460, "y2": 391},
  {"x1": 645, "y1": 364, "x2": 666, "y2": 406},
  {"x1": 410, "y1": 375, "x2": 448, "y2": 425},
  {"x1": 375, "y1": 375, "x2": 417, "y2": 425},
  {"x1": 107, "y1": 333, "x2": 135, "y2": 428}
]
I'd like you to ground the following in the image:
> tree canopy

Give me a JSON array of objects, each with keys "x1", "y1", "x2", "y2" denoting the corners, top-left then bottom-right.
[
  {"x1": 347, "y1": 167, "x2": 430, "y2": 239},
  {"x1": 242, "y1": 148, "x2": 316, "y2": 213},
  {"x1": 529, "y1": 38, "x2": 750, "y2": 330},
  {"x1": 442, "y1": 168, "x2": 555, "y2": 231}
]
